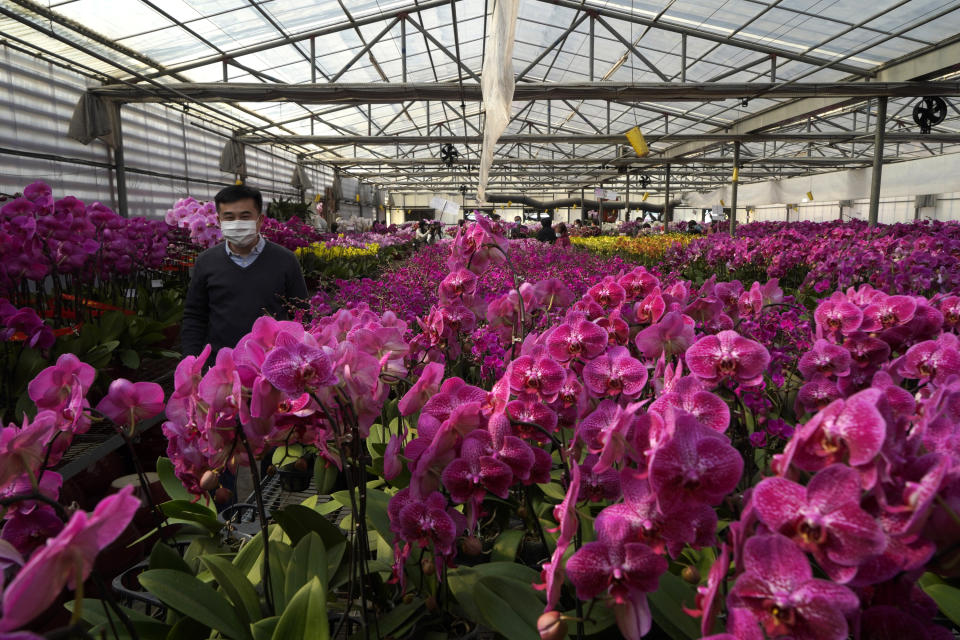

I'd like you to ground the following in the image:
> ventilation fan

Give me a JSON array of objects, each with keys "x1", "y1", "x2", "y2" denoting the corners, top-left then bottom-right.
[
  {"x1": 913, "y1": 97, "x2": 947, "y2": 134},
  {"x1": 439, "y1": 143, "x2": 459, "y2": 167}
]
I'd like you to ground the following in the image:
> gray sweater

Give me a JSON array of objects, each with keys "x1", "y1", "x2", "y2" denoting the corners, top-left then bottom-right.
[{"x1": 181, "y1": 241, "x2": 309, "y2": 357}]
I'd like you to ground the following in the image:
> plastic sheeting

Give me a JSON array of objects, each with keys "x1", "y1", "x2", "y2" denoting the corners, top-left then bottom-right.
[
  {"x1": 290, "y1": 163, "x2": 313, "y2": 191},
  {"x1": 219, "y1": 139, "x2": 247, "y2": 179},
  {"x1": 66, "y1": 93, "x2": 114, "y2": 147},
  {"x1": 476, "y1": 0, "x2": 518, "y2": 203}
]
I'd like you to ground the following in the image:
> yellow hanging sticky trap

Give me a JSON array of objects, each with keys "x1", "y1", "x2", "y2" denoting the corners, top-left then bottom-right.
[
  {"x1": 356, "y1": 194, "x2": 360, "y2": 201},
  {"x1": 806, "y1": 191, "x2": 814, "y2": 201},
  {"x1": 235, "y1": 179, "x2": 243, "y2": 185},
  {"x1": 731, "y1": 167, "x2": 739, "y2": 183},
  {"x1": 720, "y1": 199, "x2": 726, "y2": 207},
  {"x1": 642, "y1": 192, "x2": 649, "y2": 201},
  {"x1": 625, "y1": 127, "x2": 649, "y2": 157},
  {"x1": 313, "y1": 193, "x2": 322, "y2": 203}
]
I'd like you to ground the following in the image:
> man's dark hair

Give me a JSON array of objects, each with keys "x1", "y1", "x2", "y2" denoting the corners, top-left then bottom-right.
[{"x1": 215, "y1": 184, "x2": 263, "y2": 213}]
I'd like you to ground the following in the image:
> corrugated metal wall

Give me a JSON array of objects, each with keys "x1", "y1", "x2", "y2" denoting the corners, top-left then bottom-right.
[{"x1": 0, "y1": 45, "x2": 333, "y2": 219}]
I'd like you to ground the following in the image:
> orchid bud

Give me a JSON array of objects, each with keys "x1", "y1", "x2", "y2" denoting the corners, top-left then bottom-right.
[
  {"x1": 199, "y1": 470, "x2": 219, "y2": 492},
  {"x1": 537, "y1": 611, "x2": 567, "y2": 640},
  {"x1": 681, "y1": 566, "x2": 701, "y2": 584},
  {"x1": 461, "y1": 536, "x2": 483, "y2": 556},
  {"x1": 420, "y1": 555, "x2": 435, "y2": 576},
  {"x1": 293, "y1": 457, "x2": 309, "y2": 472},
  {"x1": 214, "y1": 487, "x2": 233, "y2": 504}
]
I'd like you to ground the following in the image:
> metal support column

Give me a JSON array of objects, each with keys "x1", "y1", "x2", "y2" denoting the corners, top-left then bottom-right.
[
  {"x1": 729, "y1": 142, "x2": 740, "y2": 236},
  {"x1": 681, "y1": 34, "x2": 687, "y2": 82},
  {"x1": 663, "y1": 164, "x2": 671, "y2": 232},
  {"x1": 401, "y1": 16, "x2": 407, "y2": 83},
  {"x1": 625, "y1": 171, "x2": 630, "y2": 221},
  {"x1": 113, "y1": 102, "x2": 128, "y2": 218},
  {"x1": 868, "y1": 96, "x2": 887, "y2": 227},
  {"x1": 589, "y1": 15, "x2": 595, "y2": 82}
]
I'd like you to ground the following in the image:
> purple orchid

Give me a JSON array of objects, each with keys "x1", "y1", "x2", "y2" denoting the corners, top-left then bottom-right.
[
  {"x1": 753, "y1": 464, "x2": 885, "y2": 582},
  {"x1": 728, "y1": 533, "x2": 859, "y2": 640},
  {"x1": 582, "y1": 346, "x2": 648, "y2": 399},
  {"x1": 685, "y1": 330, "x2": 770, "y2": 387},
  {"x1": 633, "y1": 311, "x2": 696, "y2": 360},
  {"x1": 648, "y1": 411, "x2": 743, "y2": 510},
  {"x1": 566, "y1": 528, "x2": 668, "y2": 640},
  {"x1": 95, "y1": 379, "x2": 165, "y2": 430}
]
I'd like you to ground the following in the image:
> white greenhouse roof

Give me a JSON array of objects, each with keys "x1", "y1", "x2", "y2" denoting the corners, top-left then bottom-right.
[{"x1": 2, "y1": 0, "x2": 960, "y2": 193}]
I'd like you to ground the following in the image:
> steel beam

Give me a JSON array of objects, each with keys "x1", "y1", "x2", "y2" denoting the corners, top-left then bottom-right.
[
  {"x1": 88, "y1": 81, "x2": 960, "y2": 104},
  {"x1": 535, "y1": 0, "x2": 869, "y2": 77},
  {"x1": 663, "y1": 38, "x2": 960, "y2": 158},
  {"x1": 237, "y1": 132, "x2": 960, "y2": 145},
  {"x1": 316, "y1": 156, "x2": 884, "y2": 167},
  {"x1": 129, "y1": 0, "x2": 461, "y2": 81}
]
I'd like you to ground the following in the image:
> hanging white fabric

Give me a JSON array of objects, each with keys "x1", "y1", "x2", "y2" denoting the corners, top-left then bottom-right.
[
  {"x1": 477, "y1": 0, "x2": 519, "y2": 203},
  {"x1": 291, "y1": 163, "x2": 313, "y2": 191},
  {"x1": 67, "y1": 92, "x2": 115, "y2": 147},
  {"x1": 219, "y1": 139, "x2": 247, "y2": 180}
]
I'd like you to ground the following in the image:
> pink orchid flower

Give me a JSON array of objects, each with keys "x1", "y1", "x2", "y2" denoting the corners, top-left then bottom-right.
[
  {"x1": 583, "y1": 346, "x2": 648, "y2": 399},
  {"x1": 648, "y1": 412, "x2": 743, "y2": 511},
  {"x1": 27, "y1": 354, "x2": 95, "y2": 413},
  {"x1": 0, "y1": 414, "x2": 56, "y2": 488},
  {"x1": 728, "y1": 533, "x2": 860, "y2": 640},
  {"x1": 546, "y1": 316, "x2": 608, "y2": 362},
  {"x1": 261, "y1": 332, "x2": 337, "y2": 394},
  {"x1": 814, "y1": 299, "x2": 863, "y2": 339},
  {"x1": 95, "y1": 378, "x2": 165, "y2": 429},
  {"x1": 648, "y1": 376, "x2": 730, "y2": 433},
  {"x1": 587, "y1": 276, "x2": 627, "y2": 310},
  {"x1": 617, "y1": 267, "x2": 659, "y2": 301},
  {"x1": 798, "y1": 338, "x2": 852, "y2": 379},
  {"x1": 566, "y1": 529, "x2": 668, "y2": 640},
  {"x1": 634, "y1": 311, "x2": 696, "y2": 360},
  {"x1": 899, "y1": 338, "x2": 960, "y2": 384},
  {"x1": 506, "y1": 354, "x2": 565, "y2": 401},
  {"x1": 685, "y1": 330, "x2": 770, "y2": 387},
  {"x1": 0, "y1": 486, "x2": 140, "y2": 632},
  {"x1": 753, "y1": 464, "x2": 885, "y2": 583},
  {"x1": 778, "y1": 388, "x2": 887, "y2": 478},
  {"x1": 537, "y1": 463, "x2": 581, "y2": 612}
]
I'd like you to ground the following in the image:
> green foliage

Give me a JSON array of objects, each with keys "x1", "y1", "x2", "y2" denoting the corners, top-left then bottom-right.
[
  {"x1": 267, "y1": 196, "x2": 311, "y2": 223},
  {"x1": 138, "y1": 569, "x2": 253, "y2": 640}
]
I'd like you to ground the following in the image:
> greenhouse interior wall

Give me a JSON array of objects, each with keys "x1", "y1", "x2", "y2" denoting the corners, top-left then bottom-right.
[{"x1": 0, "y1": 45, "x2": 334, "y2": 219}]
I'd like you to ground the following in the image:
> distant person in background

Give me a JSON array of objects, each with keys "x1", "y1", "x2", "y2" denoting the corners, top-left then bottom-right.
[
  {"x1": 536, "y1": 218, "x2": 557, "y2": 244},
  {"x1": 687, "y1": 219, "x2": 703, "y2": 234},
  {"x1": 573, "y1": 219, "x2": 583, "y2": 229},
  {"x1": 416, "y1": 219, "x2": 433, "y2": 244},
  {"x1": 556, "y1": 223, "x2": 571, "y2": 248},
  {"x1": 511, "y1": 215, "x2": 528, "y2": 239}
]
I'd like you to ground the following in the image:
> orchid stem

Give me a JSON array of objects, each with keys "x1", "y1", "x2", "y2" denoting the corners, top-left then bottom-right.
[{"x1": 237, "y1": 428, "x2": 274, "y2": 614}]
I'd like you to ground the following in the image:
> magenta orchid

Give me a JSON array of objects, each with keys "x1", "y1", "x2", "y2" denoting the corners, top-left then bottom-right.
[
  {"x1": 728, "y1": 534, "x2": 860, "y2": 640},
  {"x1": 685, "y1": 330, "x2": 770, "y2": 387},
  {"x1": 0, "y1": 486, "x2": 139, "y2": 632},
  {"x1": 95, "y1": 378, "x2": 165, "y2": 430}
]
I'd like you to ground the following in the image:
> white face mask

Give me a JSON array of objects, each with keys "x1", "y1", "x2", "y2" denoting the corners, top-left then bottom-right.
[{"x1": 220, "y1": 220, "x2": 259, "y2": 247}]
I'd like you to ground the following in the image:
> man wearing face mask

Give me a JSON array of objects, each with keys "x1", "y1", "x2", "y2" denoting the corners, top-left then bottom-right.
[{"x1": 181, "y1": 184, "x2": 309, "y2": 357}]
